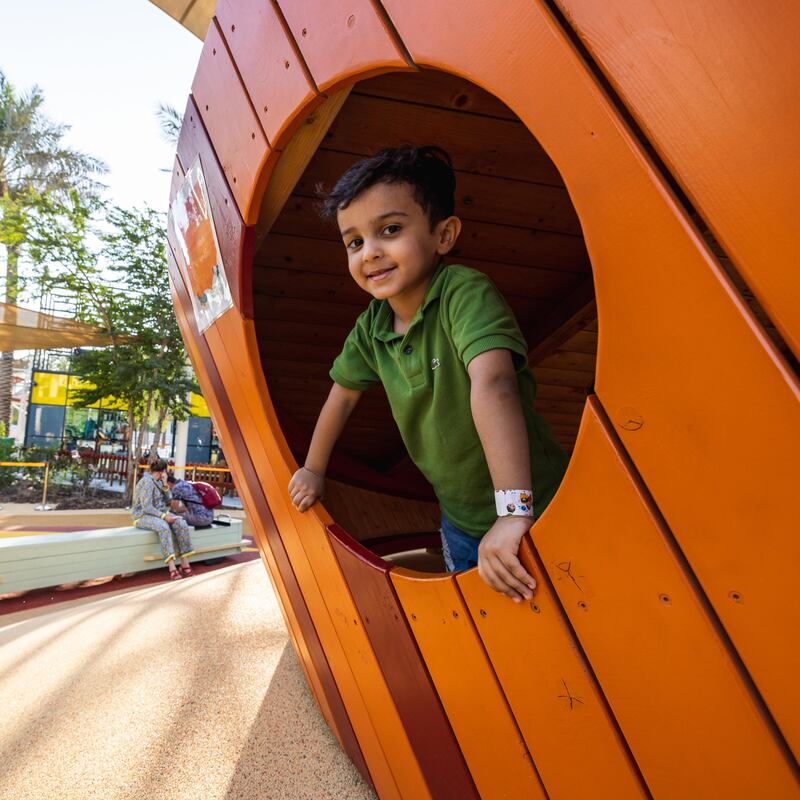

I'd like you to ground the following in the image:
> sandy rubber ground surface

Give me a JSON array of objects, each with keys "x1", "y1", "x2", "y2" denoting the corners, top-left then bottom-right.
[{"x1": 0, "y1": 560, "x2": 376, "y2": 800}]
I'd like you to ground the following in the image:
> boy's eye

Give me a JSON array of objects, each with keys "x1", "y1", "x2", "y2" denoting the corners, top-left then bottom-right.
[
  {"x1": 345, "y1": 237, "x2": 363, "y2": 251},
  {"x1": 382, "y1": 224, "x2": 401, "y2": 235}
]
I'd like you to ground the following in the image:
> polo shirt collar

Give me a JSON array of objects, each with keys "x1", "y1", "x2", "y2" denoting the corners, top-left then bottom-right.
[{"x1": 371, "y1": 261, "x2": 448, "y2": 342}]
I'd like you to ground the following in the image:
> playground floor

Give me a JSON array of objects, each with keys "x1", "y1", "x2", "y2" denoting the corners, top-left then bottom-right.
[{"x1": 0, "y1": 559, "x2": 376, "y2": 800}]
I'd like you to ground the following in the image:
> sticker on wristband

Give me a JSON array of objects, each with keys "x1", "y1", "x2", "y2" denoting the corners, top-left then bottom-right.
[{"x1": 495, "y1": 489, "x2": 534, "y2": 517}]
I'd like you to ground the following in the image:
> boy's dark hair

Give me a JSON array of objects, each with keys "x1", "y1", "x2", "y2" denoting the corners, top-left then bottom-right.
[
  {"x1": 166, "y1": 473, "x2": 177, "y2": 484},
  {"x1": 150, "y1": 458, "x2": 168, "y2": 473},
  {"x1": 319, "y1": 145, "x2": 455, "y2": 229}
]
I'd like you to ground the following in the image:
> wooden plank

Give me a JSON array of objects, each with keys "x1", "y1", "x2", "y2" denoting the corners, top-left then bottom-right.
[
  {"x1": 216, "y1": 0, "x2": 321, "y2": 147},
  {"x1": 329, "y1": 525, "x2": 479, "y2": 799},
  {"x1": 294, "y1": 148, "x2": 581, "y2": 234},
  {"x1": 326, "y1": 93, "x2": 565, "y2": 186},
  {"x1": 271, "y1": 193, "x2": 589, "y2": 271},
  {"x1": 325, "y1": 489, "x2": 438, "y2": 541},
  {"x1": 191, "y1": 19, "x2": 276, "y2": 224},
  {"x1": 253, "y1": 264, "x2": 366, "y2": 306},
  {"x1": 168, "y1": 247, "x2": 372, "y2": 784},
  {"x1": 526, "y1": 397, "x2": 798, "y2": 796},
  {"x1": 356, "y1": 68, "x2": 518, "y2": 120},
  {"x1": 169, "y1": 154, "x2": 185, "y2": 205},
  {"x1": 254, "y1": 235, "x2": 585, "y2": 299},
  {"x1": 527, "y1": 278, "x2": 596, "y2": 364},
  {"x1": 176, "y1": 95, "x2": 255, "y2": 318},
  {"x1": 276, "y1": 0, "x2": 412, "y2": 93},
  {"x1": 391, "y1": 569, "x2": 547, "y2": 799},
  {"x1": 553, "y1": 0, "x2": 800, "y2": 359},
  {"x1": 254, "y1": 90, "x2": 352, "y2": 248},
  {"x1": 205, "y1": 310, "x2": 432, "y2": 799},
  {"x1": 253, "y1": 295, "x2": 365, "y2": 328},
  {"x1": 457, "y1": 541, "x2": 647, "y2": 800},
  {"x1": 536, "y1": 350, "x2": 596, "y2": 373},
  {"x1": 381, "y1": 3, "x2": 800, "y2": 756}
]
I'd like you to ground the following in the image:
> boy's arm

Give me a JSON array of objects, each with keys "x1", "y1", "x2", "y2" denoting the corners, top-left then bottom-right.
[
  {"x1": 468, "y1": 348, "x2": 538, "y2": 603},
  {"x1": 288, "y1": 382, "x2": 362, "y2": 512}
]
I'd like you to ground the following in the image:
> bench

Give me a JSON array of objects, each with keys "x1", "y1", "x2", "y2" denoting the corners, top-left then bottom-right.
[{"x1": 0, "y1": 519, "x2": 248, "y2": 595}]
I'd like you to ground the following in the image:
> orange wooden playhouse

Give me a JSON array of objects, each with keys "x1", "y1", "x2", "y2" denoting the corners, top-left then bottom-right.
[{"x1": 165, "y1": 2, "x2": 800, "y2": 797}]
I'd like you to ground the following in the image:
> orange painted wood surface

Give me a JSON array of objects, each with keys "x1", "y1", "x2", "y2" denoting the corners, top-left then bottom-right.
[
  {"x1": 390, "y1": 570, "x2": 547, "y2": 800},
  {"x1": 175, "y1": 95, "x2": 254, "y2": 318},
  {"x1": 554, "y1": 0, "x2": 800, "y2": 359},
  {"x1": 275, "y1": 0, "x2": 411, "y2": 92},
  {"x1": 525, "y1": 397, "x2": 797, "y2": 797},
  {"x1": 202, "y1": 311, "x2": 432, "y2": 800},
  {"x1": 457, "y1": 544, "x2": 647, "y2": 800},
  {"x1": 382, "y1": 0, "x2": 800, "y2": 757},
  {"x1": 191, "y1": 19, "x2": 275, "y2": 224},
  {"x1": 329, "y1": 525, "x2": 479, "y2": 799},
  {"x1": 215, "y1": 0, "x2": 321, "y2": 149},
  {"x1": 167, "y1": 244, "x2": 373, "y2": 785}
]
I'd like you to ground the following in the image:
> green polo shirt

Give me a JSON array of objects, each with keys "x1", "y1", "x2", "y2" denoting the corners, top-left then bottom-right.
[{"x1": 330, "y1": 263, "x2": 568, "y2": 537}]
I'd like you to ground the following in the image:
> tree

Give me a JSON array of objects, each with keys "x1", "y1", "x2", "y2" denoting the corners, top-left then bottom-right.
[
  {"x1": 157, "y1": 103, "x2": 183, "y2": 146},
  {"x1": 0, "y1": 69, "x2": 106, "y2": 427},
  {"x1": 30, "y1": 198, "x2": 198, "y2": 501}
]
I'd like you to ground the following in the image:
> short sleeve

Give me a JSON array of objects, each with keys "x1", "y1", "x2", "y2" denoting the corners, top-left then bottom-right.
[
  {"x1": 443, "y1": 269, "x2": 529, "y2": 367},
  {"x1": 329, "y1": 319, "x2": 380, "y2": 391}
]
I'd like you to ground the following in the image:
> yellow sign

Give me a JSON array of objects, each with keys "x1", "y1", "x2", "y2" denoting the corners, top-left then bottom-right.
[
  {"x1": 189, "y1": 392, "x2": 210, "y2": 418},
  {"x1": 31, "y1": 372, "x2": 126, "y2": 410}
]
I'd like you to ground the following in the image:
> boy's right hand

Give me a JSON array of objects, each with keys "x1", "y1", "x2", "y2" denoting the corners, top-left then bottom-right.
[{"x1": 288, "y1": 467, "x2": 325, "y2": 512}]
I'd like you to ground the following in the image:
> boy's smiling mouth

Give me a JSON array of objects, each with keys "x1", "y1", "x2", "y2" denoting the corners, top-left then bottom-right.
[{"x1": 366, "y1": 266, "x2": 396, "y2": 282}]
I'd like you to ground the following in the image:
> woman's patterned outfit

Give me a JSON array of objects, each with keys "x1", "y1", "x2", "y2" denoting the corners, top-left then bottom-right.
[
  {"x1": 169, "y1": 479, "x2": 214, "y2": 527},
  {"x1": 132, "y1": 472, "x2": 194, "y2": 563}
]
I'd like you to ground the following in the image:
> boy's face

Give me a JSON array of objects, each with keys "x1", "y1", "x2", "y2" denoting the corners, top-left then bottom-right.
[{"x1": 337, "y1": 182, "x2": 460, "y2": 311}]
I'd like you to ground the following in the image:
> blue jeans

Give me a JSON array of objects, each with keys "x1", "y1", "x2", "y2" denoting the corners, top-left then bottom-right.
[{"x1": 440, "y1": 513, "x2": 481, "y2": 572}]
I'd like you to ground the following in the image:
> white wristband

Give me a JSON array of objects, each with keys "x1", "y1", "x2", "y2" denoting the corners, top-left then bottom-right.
[{"x1": 495, "y1": 489, "x2": 534, "y2": 517}]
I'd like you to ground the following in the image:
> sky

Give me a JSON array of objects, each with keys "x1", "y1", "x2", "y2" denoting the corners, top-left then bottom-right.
[{"x1": 0, "y1": 0, "x2": 203, "y2": 211}]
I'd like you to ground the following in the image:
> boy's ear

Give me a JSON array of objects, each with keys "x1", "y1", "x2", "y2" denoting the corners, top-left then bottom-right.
[{"x1": 436, "y1": 215, "x2": 462, "y2": 254}]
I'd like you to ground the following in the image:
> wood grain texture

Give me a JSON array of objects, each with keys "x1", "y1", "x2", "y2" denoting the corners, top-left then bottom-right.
[
  {"x1": 554, "y1": 0, "x2": 800, "y2": 359},
  {"x1": 293, "y1": 144, "x2": 581, "y2": 234},
  {"x1": 191, "y1": 19, "x2": 276, "y2": 224},
  {"x1": 167, "y1": 245, "x2": 372, "y2": 786},
  {"x1": 275, "y1": 0, "x2": 412, "y2": 92},
  {"x1": 457, "y1": 542, "x2": 647, "y2": 800},
  {"x1": 324, "y1": 93, "x2": 564, "y2": 185},
  {"x1": 383, "y1": 0, "x2": 800, "y2": 757},
  {"x1": 202, "y1": 310, "x2": 432, "y2": 799},
  {"x1": 176, "y1": 95, "x2": 255, "y2": 318},
  {"x1": 215, "y1": 0, "x2": 321, "y2": 148},
  {"x1": 526, "y1": 397, "x2": 798, "y2": 797},
  {"x1": 329, "y1": 525, "x2": 479, "y2": 800},
  {"x1": 391, "y1": 569, "x2": 547, "y2": 799}
]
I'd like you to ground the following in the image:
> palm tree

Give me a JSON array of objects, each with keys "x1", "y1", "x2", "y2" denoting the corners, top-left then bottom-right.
[
  {"x1": 157, "y1": 103, "x2": 182, "y2": 146},
  {"x1": 0, "y1": 69, "x2": 106, "y2": 428}
]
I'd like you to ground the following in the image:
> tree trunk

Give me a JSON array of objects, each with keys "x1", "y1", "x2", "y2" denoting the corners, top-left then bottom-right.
[
  {"x1": 0, "y1": 243, "x2": 20, "y2": 430},
  {"x1": 124, "y1": 406, "x2": 137, "y2": 504},
  {"x1": 152, "y1": 403, "x2": 168, "y2": 462}
]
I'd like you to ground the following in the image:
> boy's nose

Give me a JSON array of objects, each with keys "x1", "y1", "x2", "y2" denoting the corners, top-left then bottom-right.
[{"x1": 362, "y1": 238, "x2": 383, "y2": 262}]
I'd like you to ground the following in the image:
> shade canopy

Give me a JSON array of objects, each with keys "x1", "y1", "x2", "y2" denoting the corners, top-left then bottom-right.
[
  {"x1": 147, "y1": 0, "x2": 214, "y2": 38},
  {"x1": 0, "y1": 303, "x2": 118, "y2": 351}
]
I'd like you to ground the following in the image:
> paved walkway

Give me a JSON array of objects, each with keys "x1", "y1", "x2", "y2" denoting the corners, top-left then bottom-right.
[{"x1": 0, "y1": 561, "x2": 375, "y2": 800}]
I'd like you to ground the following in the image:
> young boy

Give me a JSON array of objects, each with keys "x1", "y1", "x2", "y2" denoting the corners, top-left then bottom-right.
[{"x1": 288, "y1": 146, "x2": 568, "y2": 602}]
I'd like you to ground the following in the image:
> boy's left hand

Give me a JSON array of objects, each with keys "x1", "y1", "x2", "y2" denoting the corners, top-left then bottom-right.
[{"x1": 477, "y1": 516, "x2": 537, "y2": 603}]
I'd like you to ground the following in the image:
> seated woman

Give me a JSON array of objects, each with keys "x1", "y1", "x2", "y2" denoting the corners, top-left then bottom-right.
[
  {"x1": 132, "y1": 458, "x2": 195, "y2": 580},
  {"x1": 167, "y1": 473, "x2": 214, "y2": 528}
]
